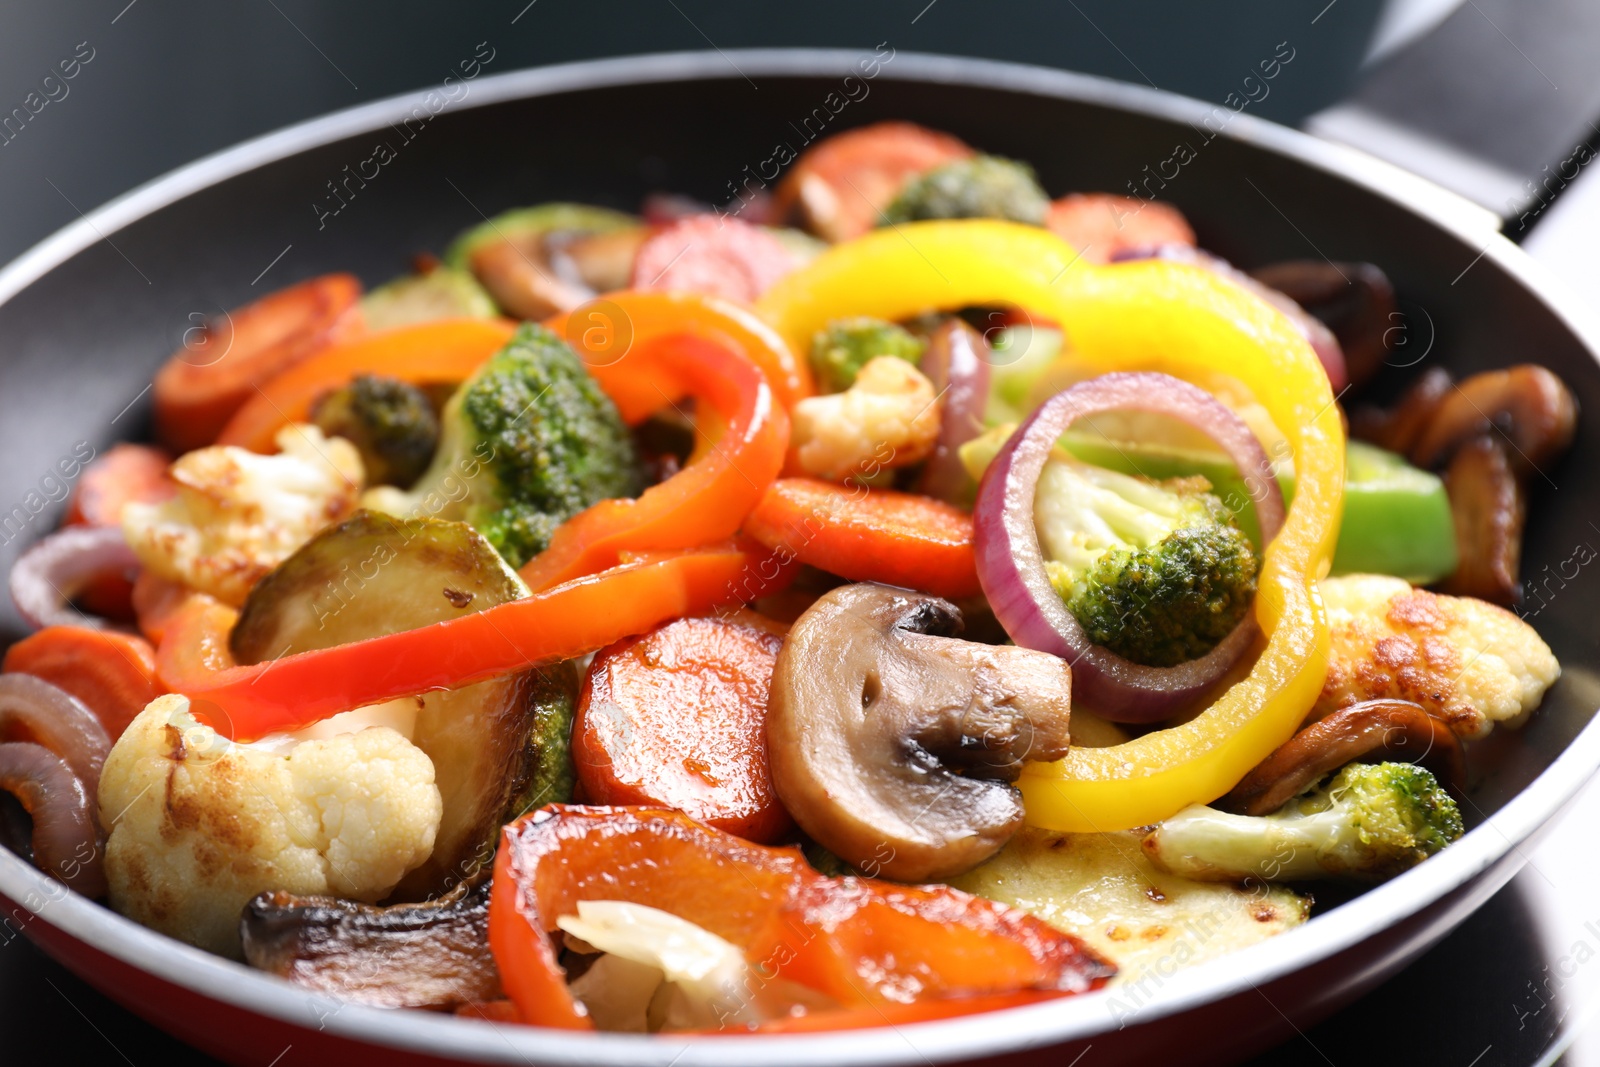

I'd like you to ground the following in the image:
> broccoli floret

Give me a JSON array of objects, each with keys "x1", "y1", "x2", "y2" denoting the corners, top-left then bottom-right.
[
  {"x1": 1059, "y1": 525, "x2": 1259, "y2": 667},
  {"x1": 1143, "y1": 762, "x2": 1465, "y2": 882},
  {"x1": 312, "y1": 374, "x2": 440, "y2": 488},
  {"x1": 1036, "y1": 455, "x2": 1258, "y2": 667},
  {"x1": 809, "y1": 317, "x2": 926, "y2": 394},
  {"x1": 367, "y1": 323, "x2": 643, "y2": 567},
  {"x1": 508, "y1": 658, "x2": 580, "y2": 818},
  {"x1": 881, "y1": 155, "x2": 1049, "y2": 227}
]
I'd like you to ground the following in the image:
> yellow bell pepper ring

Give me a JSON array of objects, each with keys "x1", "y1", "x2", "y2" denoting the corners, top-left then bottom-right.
[{"x1": 757, "y1": 220, "x2": 1345, "y2": 832}]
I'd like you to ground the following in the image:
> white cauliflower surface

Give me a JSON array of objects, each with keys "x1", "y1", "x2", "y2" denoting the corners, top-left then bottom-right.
[
  {"x1": 122, "y1": 424, "x2": 363, "y2": 606},
  {"x1": 99, "y1": 694, "x2": 441, "y2": 958},
  {"x1": 791, "y1": 355, "x2": 940, "y2": 481},
  {"x1": 1316, "y1": 574, "x2": 1560, "y2": 739}
]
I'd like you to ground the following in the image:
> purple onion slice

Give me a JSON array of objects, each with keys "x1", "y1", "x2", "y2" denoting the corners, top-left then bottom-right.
[
  {"x1": 915, "y1": 319, "x2": 992, "y2": 501},
  {"x1": 9, "y1": 525, "x2": 139, "y2": 631},
  {"x1": 972, "y1": 372, "x2": 1285, "y2": 723}
]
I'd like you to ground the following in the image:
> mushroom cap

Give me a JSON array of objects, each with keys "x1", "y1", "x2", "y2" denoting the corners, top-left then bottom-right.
[
  {"x1": 1411, "y1": 364, "x2": 1576, "y2": 472},
  {"x1": 768, "y1": 582, "x2": 1072, "y2": 882}
]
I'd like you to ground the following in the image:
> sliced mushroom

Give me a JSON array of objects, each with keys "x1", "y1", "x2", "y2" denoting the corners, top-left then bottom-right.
[
  {"x1": 1409, "y1": 365, "x2": 1577, "y2": 474},
  {"x1": 1439, "y1": 435, "x2": 1526, "y2": 605},
  {"x1": 548, "y1": 227, "x2": 649, "y2": 293},
  {"x1": 1249, "y1": 261, "x2": 1397, "y2": 388},
  {"x1": 469, "y1": 234, "x2": 594, "y2": 320},
  {"x1": 241, "y1": 879, "x2": 497, "y2": 1010},
  {"x1": 1349, "y1": 366, "x2": 1453, "y2": 457},
  {"x1": 1222, "y1": 699, "x2": 1465, "y2": 817},
  {"x1": 767, "y1": 583, "x2": 1072, "y2": 882}
]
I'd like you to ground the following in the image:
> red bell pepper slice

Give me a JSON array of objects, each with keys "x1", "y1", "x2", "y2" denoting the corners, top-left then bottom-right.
[
  {"x1": 545, "y1": 290, "x2": 813, "y2": 414},
  {"x1": 157, "y1": 541, "x2": 788, "y2": 740},
  {"x1": 517, "y1": 332, "x2": 790, "y2": 593},
  {"x1": 489, "y1": 806, "x2": 1114, "y2": 1032}
]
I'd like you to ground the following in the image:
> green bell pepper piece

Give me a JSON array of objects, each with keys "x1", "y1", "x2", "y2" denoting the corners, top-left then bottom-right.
[
  {"x1": 1329, "y1": 440, "x2": 1457, "y2": 582},
  {"x1": 961, "y1": 429, "x2": 1457, "y2": 584}
]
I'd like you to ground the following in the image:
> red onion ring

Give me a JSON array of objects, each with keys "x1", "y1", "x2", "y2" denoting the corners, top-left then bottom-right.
[
  {"x1": 0, "y1": 673, "x2": 112, "y2": 807},
  {"x1": 0, "y1": 741, "x2": 106, "y2": 897},
  {"x1": 915, "y1": 319, "x2": 992, "y2": 501},
  {"x1": 9, "y1": 525, "x2": 139, "y2": 631},
  {"x1": 973, "y1": 372, "x2": 1286, "y2": 723},
  {"x1": 1113, "y1": 245, "x2": 1347, "y2": 392}
]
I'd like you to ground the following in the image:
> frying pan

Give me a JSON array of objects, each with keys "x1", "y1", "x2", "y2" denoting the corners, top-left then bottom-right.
[{"x1": 1, "y1": 49, "x2": 1597, "y2": 1067}]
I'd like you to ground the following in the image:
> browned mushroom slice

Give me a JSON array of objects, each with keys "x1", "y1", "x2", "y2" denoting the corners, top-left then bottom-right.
[
  {"x1": 1438, "y1": 435, "x2": 1526, "y2": 605},
  {"x1": 1249, "y1": 261, "x2": 1397, "y2": 388},
  {"x1": 549, "y1": 227, "x2": 649, "y2": 293},
  {"x1": 767, "y1": 582, "x2": 1072, "y2": 882},
  {"x1": 241, "y1": 880, "x2": 498, "y2": 1010},
  {"x1": 468, "y1": 234, "x2": 594, "y2": 320},
  {"x1": 1409, "y1": 365, "x2": 1577, "y2": 474},
  {"x1": 1223, "y1": 699, "x2": 1465, "y2": 817},
  {"x1": 1349, "y1": 366, "x2": 1453, "y2": 457}
]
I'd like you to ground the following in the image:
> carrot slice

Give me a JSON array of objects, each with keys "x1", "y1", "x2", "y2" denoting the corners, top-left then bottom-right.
[
  {"x1": 772, "y1": 122, "x2": 974, "y2": 242},
  {"x1": 574, "y1": 613, "x2": 794, "y2": 843},
  {"x1": 153, "y1": 273, "x2": 364, "y2": 452},
  {"x1": 743, "y1": 478, "x2": 981, "y2": 599},
  {"x1": 65, "y1": 444, "x2": 175, "y2": 527},
  {"x1": 1044, "y1": 193, "x2": 1196, "y2": 263},
  {"x1": 216, "y1": 318, "x2": 517, "y2": 453},
  {"x1": 3, "y1": 627, "x2": 165, "y2": 736}
]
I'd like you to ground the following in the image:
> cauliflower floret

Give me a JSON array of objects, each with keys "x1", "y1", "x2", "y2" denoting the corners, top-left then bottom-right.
[
  {"x1": 98, "y1": 694, "x2": 441, "y2": 958},
  {"x1": 122, "y1": 424, "x2": 363, "y2": 606},
  {"x1": 791, "y1": 356, "x2": 940, "y2": 481},
  {"x1": 1315, "y1": 574, "x2": 1559, "y2": 739}
]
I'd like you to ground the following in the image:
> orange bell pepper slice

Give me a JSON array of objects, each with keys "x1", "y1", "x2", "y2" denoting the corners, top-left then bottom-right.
[
  {"x1": 545, "y1": 290, "x2": 812, "y2": 416},
  {"x1": 517, "y1": 333, "x2": 789, "y2": 593},
  {"x1": 156, "y1": 541, "x2": 786, "y2": 740},
  {"x1": 215, "y1": 318, "x2": 517, "y2": 452},
  {"x1": 489, "y1": 806, "x2": 1113, "y2": 1032}
]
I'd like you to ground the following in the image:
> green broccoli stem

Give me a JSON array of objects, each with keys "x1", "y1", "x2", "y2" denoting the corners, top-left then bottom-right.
[{"x1": 1143, "y1": 762, "x2": 1464, "y2": 883}]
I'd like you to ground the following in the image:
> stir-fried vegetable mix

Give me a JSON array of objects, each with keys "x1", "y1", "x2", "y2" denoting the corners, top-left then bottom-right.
[{"x1": 0, "y1": 119, "x2": 1572, "y2": 1033}]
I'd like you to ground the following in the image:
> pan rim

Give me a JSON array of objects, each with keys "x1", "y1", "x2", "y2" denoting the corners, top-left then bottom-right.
[{"x1": 1, "y1": 47, "x2": 1597, "y2": 1066}]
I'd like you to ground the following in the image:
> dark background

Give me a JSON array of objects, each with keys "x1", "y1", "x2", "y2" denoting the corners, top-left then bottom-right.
[{"x1": 0, "y1": 0, "x2": 1385, "y2": 267}]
